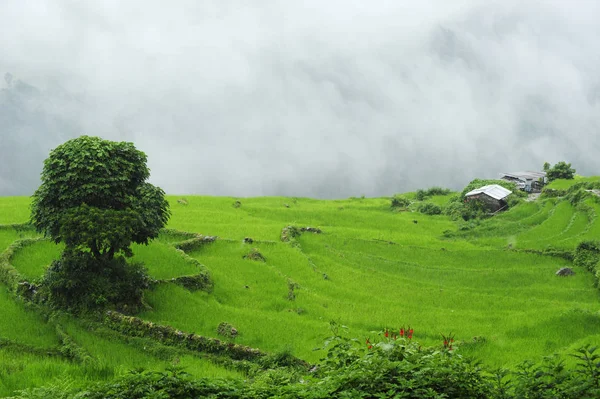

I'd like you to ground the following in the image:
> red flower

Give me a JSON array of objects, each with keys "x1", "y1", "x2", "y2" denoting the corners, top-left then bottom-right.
[
  {"x1": 368, "y1": 345, "x2": 373, "y2": 349},
  {"x1": 384, "y1": 329, "x2": 389, "y2": 338},
  {"x1": 444, "y1": 340, "x2": 448, "y2": 346},
  {"x1": 408, "y1": 329, "x2": 413, "y2": 339},
  {"x1": 400, "y1": 328, "x2": 405, "y2": 337}
]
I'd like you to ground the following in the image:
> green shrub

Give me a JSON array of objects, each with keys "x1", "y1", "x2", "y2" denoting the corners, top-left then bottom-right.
[
  {"x1": 574, "y1": 241, "x2": 600, "y2": 273},
  {"x1": 415, "y1": 189, "x2": 427, "y2": 201},
  {"x1": 444, "y1": 201, "x2": 465, "y2": 221},
  {"x1": 10, "y1": 332, "x2": 600, "y2": 398},
  {"x1": 159, "y1": 228, "x2": 202, "y2": 243},
  {"x1": 418, "y1": 202, "x2": 442, "y2": 215},
  {"x1": 9, "y1": 381, "x2": 73, "y2": 399},
  {"x1": 216, "y1": 322, "x2": 238, "y2": 339},
  {"x1": 414, "y1": 187, "x2": 451, "y2": 201},
  {"x1": 425, "y1": 186, "x2": 452, "y2": 196},
  {"x1": 287, "y1": 279, "x2": 299, "y2": 301},
  {"x1": 281, "y1": 225, "x2": 301, "y2": 242},
  {"x1": 566, "y1": 189, "x2": 588, "y2": 206},
  {"x1": 313, "y1": 332, "x2": 490, "y2": 398},
  {"x1": 70, "y1": 368, "x2": 242, "y2": 399},
  {"x1": 541, "y1": 187, "x2": 567, "y2": 198},
  {"x1": 506, "y1": 195, "x2": 523, "y2": 208},
  {"x1": 243, "y1": 248, "x2": 266, "y2": 262},
  {"x1": 391, "y1": 195, "x2": 411, "y2": 209},
  {"x1": 39, "y1": 251, "x2": 149, "y2": 314},
  {"x1": 169, "y1": 273, "x2": 212, "y2": 291},
  {"x1": 574, "y1": 241, "x2": 600, "y2": 288},
  {"x1": 173, "y1": 235, "x2": 216, "y2": 252}
]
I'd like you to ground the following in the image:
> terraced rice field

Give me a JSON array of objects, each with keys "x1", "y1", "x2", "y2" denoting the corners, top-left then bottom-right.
[{"x1": 1, "y1": 192, "x2": 600, "y2": 395}]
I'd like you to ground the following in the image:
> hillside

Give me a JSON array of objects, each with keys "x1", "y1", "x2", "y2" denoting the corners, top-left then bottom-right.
[{"x1": 1, "y1": 186, "x2": 600, "y2": 396}]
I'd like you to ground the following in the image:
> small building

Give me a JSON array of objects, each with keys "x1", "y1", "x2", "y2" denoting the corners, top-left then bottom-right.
[
  {"x1": 465, "y1": 184, "x2": 512, "y2": 212},
  {"x1": 499, "y1": 171, "x2": 546, "y2": 193}
]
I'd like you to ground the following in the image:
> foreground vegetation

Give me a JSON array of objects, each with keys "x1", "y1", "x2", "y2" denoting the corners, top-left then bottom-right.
[{"x1": 2, "y1": 177, "x2": 600, "y2": 397}]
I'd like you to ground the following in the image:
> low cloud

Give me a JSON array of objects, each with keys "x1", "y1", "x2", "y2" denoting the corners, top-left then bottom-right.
[{"x1": 1, "y1": 0, "x2": 599, "y2": 198}]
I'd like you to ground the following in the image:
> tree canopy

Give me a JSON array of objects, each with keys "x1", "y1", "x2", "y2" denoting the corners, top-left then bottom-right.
[
  {"x1": 31, "y1": 135, "x2": 170, "y2": 260},
  {"x1": 545, "y1": 161, "x2": 576, "y2": 181}
]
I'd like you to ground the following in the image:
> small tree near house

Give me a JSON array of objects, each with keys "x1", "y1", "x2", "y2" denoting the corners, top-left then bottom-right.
[{"x1": 545, "y1": 161, "x2": 576, "y2": 181}]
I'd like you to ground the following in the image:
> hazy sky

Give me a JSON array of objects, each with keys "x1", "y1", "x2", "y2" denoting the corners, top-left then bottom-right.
[{"x1": 1, "y1": 0, "x2": 599, "y2": 198}]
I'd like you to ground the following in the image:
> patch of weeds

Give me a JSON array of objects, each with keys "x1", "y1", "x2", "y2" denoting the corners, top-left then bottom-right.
[
  {"x1": 243, "y1": 248, "x2": 266, "y2": 262},
  {"x1": 391, "y1": 195, "x2": 410, "y2": 209},
  {"x1": 216, "y1": 322, "x2": 238, "y2": 339},
  {"x1": 287, "y1": 279, "x2": 299, "y2": 301},
  {"x1": 281, "y1": 226, "x2": 301, "y2": 242}
]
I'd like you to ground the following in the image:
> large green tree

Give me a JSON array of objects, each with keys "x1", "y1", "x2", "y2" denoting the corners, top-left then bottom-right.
[{"x1": 31, "y1": 135, "x2": 170, "y2": 260}]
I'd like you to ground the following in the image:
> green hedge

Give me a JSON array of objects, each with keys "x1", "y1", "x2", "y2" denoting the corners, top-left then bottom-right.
[
  {"x1": 574, "y1": 241, "x2": 600, "y2": 287},
  {"x1": 104, "y1": 311, "x2": 267, "y2": 361},
  {"x1": 0, "y1": 238, "x2": 44, "y2": 291},
  {"x1": 281, "y1": 226, "x2": 322, "y2": 243},
  {"x1": 55, "y1": 323, "x2": 95, "y2": 364},
  {"x1": 173, "y1": 235, "x2": 217, "y2": 252},
  {"x1": 0, "y1": 223, "x2": 35, "y2": 232},
  {"x1": 154, "y1": 273, "x2": 213, "y2": 292}
]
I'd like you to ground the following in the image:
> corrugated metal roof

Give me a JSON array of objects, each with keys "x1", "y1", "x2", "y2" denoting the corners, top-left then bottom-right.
[
  {"x1": 500, "y1": 171, "x2": 546, "y2": 180},
  {"x1": 465, "y1": 184, "x2": 512, "y2": 200}
]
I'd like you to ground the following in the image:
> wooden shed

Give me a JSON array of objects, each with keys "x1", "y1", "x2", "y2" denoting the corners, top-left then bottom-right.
[{"x1": 464, "y1": 184, "x2": 512, "y2": 212}]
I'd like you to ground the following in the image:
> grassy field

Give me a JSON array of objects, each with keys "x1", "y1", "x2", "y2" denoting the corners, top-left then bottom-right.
[
  {"x1": 1, "y1": 192, "x2": 600, "y2": 395},
  {"x1": 545, "y1": 175, "x2": 600, "y2": 190}
]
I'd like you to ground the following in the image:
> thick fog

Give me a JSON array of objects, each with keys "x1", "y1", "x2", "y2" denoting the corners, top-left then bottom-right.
[{"x1": 1, "y1": 1, "x2": 599, "y2": 198}]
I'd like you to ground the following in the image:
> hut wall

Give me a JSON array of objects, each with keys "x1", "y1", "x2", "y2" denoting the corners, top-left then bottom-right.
[{"x1": 467, "y1": 193, "x2": 505, "y2": 212}]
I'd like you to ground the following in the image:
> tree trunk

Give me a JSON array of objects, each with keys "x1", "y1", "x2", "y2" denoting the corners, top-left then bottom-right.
[
  {"x1": 90, "y1": 240, "x2": 102, "y2": 260},
  {"x1": 107, "y1": 246, "x2": 115, "y2": 260}
]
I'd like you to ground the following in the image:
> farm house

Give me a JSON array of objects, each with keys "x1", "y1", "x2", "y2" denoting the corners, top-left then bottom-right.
[
  {"x1": 499, "y1": 171, "x2": 547, "y2": 192},
  {"x1": 465, "y1": 184, "x2": 512, "y2": 212}
]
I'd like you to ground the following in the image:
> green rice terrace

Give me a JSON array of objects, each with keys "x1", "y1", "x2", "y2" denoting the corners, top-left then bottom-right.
[{"x1": 1, "y1": 176, "x2": 600, "y2": 397}]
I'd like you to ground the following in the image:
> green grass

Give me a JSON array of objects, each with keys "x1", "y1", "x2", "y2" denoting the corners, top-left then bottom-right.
[
  {"x1": 0, "y1": 228, "x2": 39, "y2": 253},
  {"x1": 425, "y1": 193, "x2": 455, "y2": 207},
  {"x1": 0, "y1": 230, "x2": 21, "y2": 253},
  {"x1": 1, "y1": 193, "x2": 600, "y2": 394},
  {"x1": 8, "y1": 240, "x2": 204, "y2": 281},
  {"x1": 58, "y1": 319, "x2": 243, "y2": 379},
  {"x1": 516, "y1": 200, "x2": 576, "y2": 248},
  {"x1": 451, "y1": 200, "x2": 557, "y2": 247},
  {"x1": 0, "y1": 315, "x2": 243, "y2": 397},
  {"x1": 451, "y1": 197, "x2": 600, "y2": 251},
  {"x1": 0, "y1": 286, "x2": 58, "y2": 348},
  {"x1": 0, "y1": 196, "x2": 31, "y2": 225},
  {"x1": 0, "y1": 348, "x2": 87, "y2": 397},
  {"x1": 137, "y1": 196, "x2": 600, "y2": 367},
  {"x1": 9, "y1": 240, "x2": 62, "y2": 280},
  {"x1": 131, "y1": 242, "x2": 205, "y2": 279},
  {"x1": 545, "y1": 175, "x2": 600, "y2": 190}
]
